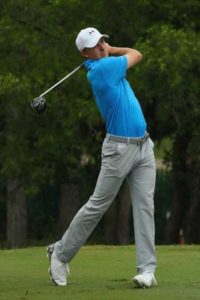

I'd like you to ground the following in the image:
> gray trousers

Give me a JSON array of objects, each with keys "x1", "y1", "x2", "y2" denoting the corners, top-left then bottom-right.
[{"x1": 55, "y1": 136, "x2": 157, "y2": 274}]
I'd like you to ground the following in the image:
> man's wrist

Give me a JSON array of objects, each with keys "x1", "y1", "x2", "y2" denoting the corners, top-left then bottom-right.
[
  {"x1": 109, "y1": 46, "x2": 117, "y2": 55},
  {"x1": 109, "y1": 46, "x2": 129, "y2": 56}
]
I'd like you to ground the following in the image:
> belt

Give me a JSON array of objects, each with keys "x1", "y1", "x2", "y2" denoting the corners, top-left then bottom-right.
[{"x1": 106, "y1": 132, "x2": 149, "y2": 145}]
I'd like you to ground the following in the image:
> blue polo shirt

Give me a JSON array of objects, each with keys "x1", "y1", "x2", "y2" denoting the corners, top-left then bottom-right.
[{"x1": 84, "y1": 56, "x2": 146, "y2": 137}]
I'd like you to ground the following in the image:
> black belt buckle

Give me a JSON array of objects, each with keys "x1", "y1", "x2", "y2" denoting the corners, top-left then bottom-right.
[
  {"x1": 137, "y1": 139, "x2": 142, "y2": 146},
  {"x1": 137, "y1": 134, "x2": 148, "y2": 146}
]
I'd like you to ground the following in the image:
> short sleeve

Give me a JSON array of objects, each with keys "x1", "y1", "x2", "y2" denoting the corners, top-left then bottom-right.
[{"x1": 99, "y1": 56, "x2": 127, "y2": 85}]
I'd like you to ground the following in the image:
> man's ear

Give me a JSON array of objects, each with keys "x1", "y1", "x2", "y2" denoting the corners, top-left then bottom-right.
[{"x1": 81, "y1": 49, "x2": 88, "y2": 58}]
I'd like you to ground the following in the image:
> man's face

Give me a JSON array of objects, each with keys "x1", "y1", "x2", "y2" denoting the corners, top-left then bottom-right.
[{"x1": 81, "y1": 38, "x2": 109, "y2": 59}]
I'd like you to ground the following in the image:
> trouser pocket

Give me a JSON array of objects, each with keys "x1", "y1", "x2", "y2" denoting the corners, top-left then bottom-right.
[{"x1": 101, "y1": 139, "x2": 118, "y2": 158}]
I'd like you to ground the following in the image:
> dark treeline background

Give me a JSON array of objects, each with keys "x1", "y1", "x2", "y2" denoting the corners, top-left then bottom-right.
[{"x1": 0, "y1": 0, "x2": 199, "y2": 248}]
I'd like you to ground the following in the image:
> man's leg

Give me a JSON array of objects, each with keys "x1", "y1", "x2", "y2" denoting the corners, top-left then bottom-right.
[
  {"x1": 55, "y1": 165, "x2": 124, "y2": 263},
  {"x1": 128, "y1": 138, "x2": 157, "y2": 275},
  {"x1": 48, "y1": 138, "x2": 140, "y2": 285},
  {"x1": 54, "y1": 139, "x2": 132, "y2": 263}
]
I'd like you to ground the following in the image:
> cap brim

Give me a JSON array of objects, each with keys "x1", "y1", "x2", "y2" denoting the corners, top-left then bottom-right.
[{"x1": 86, "y1": 34, "x2": 109, "y2": 48}]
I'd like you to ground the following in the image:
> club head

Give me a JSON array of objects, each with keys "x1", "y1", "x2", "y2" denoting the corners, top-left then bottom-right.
[{"x1": 31, "y1": 96, "x2": 47, "y2": 113}]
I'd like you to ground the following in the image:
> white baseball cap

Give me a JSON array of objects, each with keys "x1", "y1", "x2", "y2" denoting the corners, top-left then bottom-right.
[{"x1": 75, "y1": 27, "x2": 109, "y2": 51}]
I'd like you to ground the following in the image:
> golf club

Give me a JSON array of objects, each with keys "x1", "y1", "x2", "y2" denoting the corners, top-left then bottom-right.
[{"x1": 31, "y1": 63, "x2": 83, "y2": 113}]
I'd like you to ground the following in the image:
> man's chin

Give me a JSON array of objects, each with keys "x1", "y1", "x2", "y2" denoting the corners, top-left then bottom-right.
[{"x1": 100, "y1": 53, "x2": 108, "y2": 58}]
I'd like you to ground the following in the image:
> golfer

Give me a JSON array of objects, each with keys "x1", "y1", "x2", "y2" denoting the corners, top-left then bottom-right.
[{"x1": 47, "y1": 27, "x2": 157, "y2": 288}]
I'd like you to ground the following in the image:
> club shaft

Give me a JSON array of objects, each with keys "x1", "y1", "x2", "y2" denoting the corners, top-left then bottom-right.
[{"x1": 39, "y1": 64, "x2": 83, "y2": 97}]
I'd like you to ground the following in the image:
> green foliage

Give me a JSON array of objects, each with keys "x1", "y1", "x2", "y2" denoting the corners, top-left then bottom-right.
[
  {"x1": 1, "y1": 0, "x2": 198, "y2": 184},
  {"x1": 0, "y1": 0, "x2": 199, "y2": 244},
  {"x1": 0, "y1": 0, "x2": 103, "y2": 196},
  {"x1": 132, "y1": 25, "x2": 199, "y2": 142}
]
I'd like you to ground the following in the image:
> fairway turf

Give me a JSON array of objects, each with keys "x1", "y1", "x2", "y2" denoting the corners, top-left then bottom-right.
[{"x1": 0, "y1": 245, "x2": 199, "y2": 300}]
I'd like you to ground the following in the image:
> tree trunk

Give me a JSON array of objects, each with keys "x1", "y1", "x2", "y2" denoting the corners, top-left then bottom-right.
[
  {"x1": 0, "y1": 191, "x2": 6, "y2": 242},
  {"x1": 186, "y1": 159, "x2": 200, "y2": 243},
  {"x1": 165, "y1": 134, "x2": 189, "y2": 244},
  {"x1": 117, "y1": 181, "x2": 131, "y2": 244},
  {"x1": 6, "y1": 178, "x2": 27, "y2": 248},
  {"x1": 56, "y1": 182, "x2": 79, "y2": 237}
]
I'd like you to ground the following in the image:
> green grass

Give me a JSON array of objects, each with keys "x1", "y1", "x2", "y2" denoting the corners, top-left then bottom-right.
[{"x1": 0, "y1": 245, "x2": 200, "y2": 300}]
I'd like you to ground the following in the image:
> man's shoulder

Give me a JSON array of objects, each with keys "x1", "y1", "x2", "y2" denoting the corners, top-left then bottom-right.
[
  {"x1": 96, "y1": 56, "x2": 127, "y2": 74},
  {"x1": 99, "y1": 55, "x2": 126, "y2": 65},
  {"x1": 85, "y1": 56, "x2": 126, "y2": 70}
]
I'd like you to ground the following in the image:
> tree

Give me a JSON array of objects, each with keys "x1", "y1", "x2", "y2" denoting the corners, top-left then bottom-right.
[
  {"x1": 0, "y1": 0, "x2": 103, "y2": 247},
  {"x1": 134, "y1": 25, "x2": 199, "y2": 243},
  {"x1": 0, "y1": 0, "x2": 199, "y2": 247}
]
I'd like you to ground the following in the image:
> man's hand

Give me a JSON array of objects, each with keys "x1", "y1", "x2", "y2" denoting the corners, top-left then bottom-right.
[{"x1": 105, "y1": 43, "x2": 112, "y2": 54}]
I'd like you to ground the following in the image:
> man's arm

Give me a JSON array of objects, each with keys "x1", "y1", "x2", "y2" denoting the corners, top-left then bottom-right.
[{"x1": 106, "y1": 44, "x2": 143, "y2": 69}]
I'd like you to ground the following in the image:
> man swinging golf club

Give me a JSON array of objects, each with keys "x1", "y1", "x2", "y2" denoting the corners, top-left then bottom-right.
[{"x1": 47, "y1": 27, "x2": 157, "y2": 288}]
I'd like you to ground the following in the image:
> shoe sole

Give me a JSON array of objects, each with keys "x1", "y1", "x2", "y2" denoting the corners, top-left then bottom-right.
[
  {"x1": 48, "y1": 267, "x2": 58, "y2": 286},
  {"x1": 133, "y1": 277, "x2": 157, "y2": 289},
  {"x1": 47, "y1": 244, "x2": 58, "y2": 286},
  {"x1": 133, "y1": 278, "x2": 147, "y2": 288},
  {"x1": 47, "y1": 244, "x2": 69, "y2": 286}
]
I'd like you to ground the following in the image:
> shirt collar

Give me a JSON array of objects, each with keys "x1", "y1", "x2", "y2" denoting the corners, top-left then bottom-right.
[{"x1": 84, "y1": 59, "x2": 96, "y2": 70}]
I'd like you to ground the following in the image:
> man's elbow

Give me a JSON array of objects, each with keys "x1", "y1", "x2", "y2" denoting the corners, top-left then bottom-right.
[
  {"x1": 137, "y1": 51, "x2": 143, "y2": 63},
  {"x1": 126, "y1": 50, "x2": 143, "y2": 68}
]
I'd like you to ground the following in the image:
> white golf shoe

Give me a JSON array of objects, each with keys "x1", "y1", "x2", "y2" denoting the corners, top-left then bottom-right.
[
  {"x1": 133, "y1": 273, "x2": 157, "y2": 288},
  {"x1": 47, "y1": 244, "x2": 69, "y2": 286}
]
